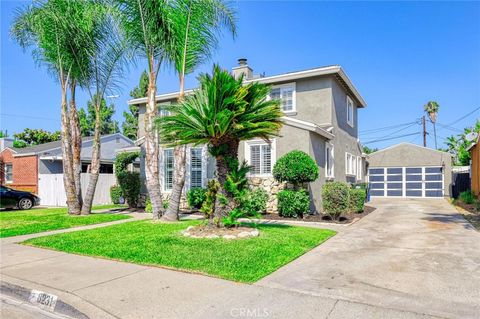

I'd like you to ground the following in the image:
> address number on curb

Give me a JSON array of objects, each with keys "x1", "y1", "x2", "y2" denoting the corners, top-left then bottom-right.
[{"x1": 29, "y1": 289, "x2": 58, "y2": 311}]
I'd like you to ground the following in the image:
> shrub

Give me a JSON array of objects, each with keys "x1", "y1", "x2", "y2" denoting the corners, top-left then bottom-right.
[
  {"x1": 349, "y1": 188, "x2": 366, "y2": 213},
  {"x1": 277, "y1": 189, "x2": 310, "y2": 218},
  {"x1": 459, "y1": 191, "x2": 475, "y2": 204},
  {"x1": 187, "y1": 188, "x2": 207, "y2": 209},
  {"x1": 200, "y1": 179, "x2": 220, "y2": 223},
  {"x1": 117, "y1": 171, "x2": 141, "y2": 208},
  {"x1": 322, "y1": 182, "x2": 350, "y2": 220},
  {"x1": 239, "y1": 188, "x2": 268, "y2": 216},
  {"x1": 145, "y1": 198, "x2": 169, "y2": 213},
  {"x1": 273, "y1": 150, "x2": 319, "y2": 188},
  {"x1": 110, "y1": 185, "x2": 122, "y2": 204}
]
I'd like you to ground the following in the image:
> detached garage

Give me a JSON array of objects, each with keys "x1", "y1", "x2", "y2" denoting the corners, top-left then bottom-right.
[{"x1": 367, "y1": 143, "x2": 453, "y2": 198}]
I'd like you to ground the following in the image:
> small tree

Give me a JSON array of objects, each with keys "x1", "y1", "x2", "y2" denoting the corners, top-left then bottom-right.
[{"x1": 273, "y1": 150, "x2": 319, "y2": 189}]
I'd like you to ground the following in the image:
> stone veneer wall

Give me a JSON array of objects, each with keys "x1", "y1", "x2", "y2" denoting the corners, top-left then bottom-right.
[{"x1": 248, "y1": 177, "x2": 285, "y2": 214}]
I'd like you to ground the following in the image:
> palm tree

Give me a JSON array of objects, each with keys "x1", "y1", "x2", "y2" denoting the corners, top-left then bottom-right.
[
  {"x1": 162, "y1": 0, "x2": 236, "y2": 221},
  {"x1": 75, "y1": 3, "x2": 130, "y2": 215},
  {"x1": 117, "y1": 0, "x2": 177, "y2": 219},
  {"x1": 11, "y1": 0, "x2": 88, "y2": 214},
  {"x1": 424, "y1": 101, "x2": 440, "y2": 149},
  {"x1": 158, "y1": 65, "x2": 283, "y2": 226}
]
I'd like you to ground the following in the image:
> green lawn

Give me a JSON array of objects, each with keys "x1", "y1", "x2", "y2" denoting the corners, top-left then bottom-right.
[
  {"x1": 1, "y1": 205, "x2": 130, "y2": 238},
  {"x1": 24, "y1": 220, "x2": 335, "y2": 283}
]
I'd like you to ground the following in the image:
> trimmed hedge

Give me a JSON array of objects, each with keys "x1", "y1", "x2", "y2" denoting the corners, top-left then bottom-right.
[
  {"x1": 322, "y1": 182, "x2": 350, "y2": 220},
  {"x1": 117, "y1": 171, "x2": 141, "y2": 208},
  {"x1": 187, "y1": 187, "x2": 207, "y2": 209},
  {"x1": 110, "y1": 185, "x2": 122, "y2": 204},
  {"x1": 349, "y1": 188, "x2": 366, "y2": 213},
  {"x1": 273, "y1": 150, "x2": 319, "y2": 187},
  {"x1": 239, "y1": 188, "x2": 268, "y2": 216},
  {"x1": 277, "y1": 189, "x2": 310, "y2": 218}
]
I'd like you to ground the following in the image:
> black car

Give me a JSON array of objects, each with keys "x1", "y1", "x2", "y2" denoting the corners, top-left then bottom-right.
[{"x1": 0, "y1": 186, "x2": 41, "y2": 210}]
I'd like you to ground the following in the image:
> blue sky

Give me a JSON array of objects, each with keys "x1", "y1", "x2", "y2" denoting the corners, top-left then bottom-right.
[{"x1": 1, "y1": 1, "x2": 479, "y2": 149}]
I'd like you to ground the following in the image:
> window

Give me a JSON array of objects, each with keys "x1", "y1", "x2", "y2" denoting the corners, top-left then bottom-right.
[
  {"x1": 347, "y1": 96, "x2": 354, "y2": 127},
  {"x1": 356, "y1": 156, "x2": 362, "y2": 180},
  {"x1": 164, "y1": 149, "x2": 174, "y2": 191},
  {"x1": 246, "y1": 140, "x2": 275, "y2": 176},
  {"x1": 270, "y1": 83, "x2": 295, "y2": 113},
  {"x1": 325, "y1": 143, "x2": 334, "y2": 178},
  {"x1": 5, "y1": 163, "x2": 12, "y2": 183},
  {"x1": 190, "y1": 147, "x2": 203, "y2": 188},
  {"x1": 346, "y1": 153, "x2": 356, "y2": 176}
]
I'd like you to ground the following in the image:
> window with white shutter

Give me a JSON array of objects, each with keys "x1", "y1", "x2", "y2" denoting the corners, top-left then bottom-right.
[{"x1": 190, "y1": 147, "x2": 203, "y2": 188}]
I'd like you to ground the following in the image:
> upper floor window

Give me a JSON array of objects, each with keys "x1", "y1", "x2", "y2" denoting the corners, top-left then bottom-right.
[
  {"x1": 270, "y1": 83, "x2": 296, "y2": 113},
  {"x1": 356, "y1": 156, "x2": 362, "y2": 180},
  {"x1": 4, "y1": 163, "x2": 12, "y2": 183},
  {"x1": 347, "y1": 96, "x2": 354, "y2": 127},
  {"x1": 190, "y1": 147, "x2": 203, "y2": 188},
  {"x1": 164, "y1": 149, "x2": 174, "y2": 191},
  {"x1": 325, "y1": 143, "x2": 334, "y2": 178},
  {"x1": 246, "y1": 140, "x2": 276, "y2": 176}
]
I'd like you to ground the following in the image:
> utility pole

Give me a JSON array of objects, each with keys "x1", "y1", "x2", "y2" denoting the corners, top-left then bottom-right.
[{"x1": 422, "y1": 116, "x2": 427, "y2": 147}]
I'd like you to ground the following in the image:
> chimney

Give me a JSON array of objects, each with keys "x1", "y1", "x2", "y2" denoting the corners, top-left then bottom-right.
[{"x1": 232, "y1": 58, "x2": 253, "y2": 80}]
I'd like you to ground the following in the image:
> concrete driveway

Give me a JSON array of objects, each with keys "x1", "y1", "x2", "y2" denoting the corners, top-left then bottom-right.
[{"x1": 258, "y1": 198, "x2": 480, "y2": 319}]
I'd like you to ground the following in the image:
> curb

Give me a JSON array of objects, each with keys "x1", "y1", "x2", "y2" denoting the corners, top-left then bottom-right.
[{"x1": 1, "y1": 281, "x2": 89, "y2": 319}]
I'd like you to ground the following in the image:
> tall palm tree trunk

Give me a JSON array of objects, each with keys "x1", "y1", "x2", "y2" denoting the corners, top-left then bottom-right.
[
  {"x1": 60, "y1": 78, "x2": 81, "y2": 215},
  {"x1": 162, "y1": 76, "x2": 186, "y2": 221},
  {"x1": 433, "y1": 122, "x2": 438, "y2": 150},
  {"x1": 81, "y1": 100, "x2": 101, "y2": 215},
  {"x1": 145, "y1": 68, "x2": 164, "y2": 220},
  {"x1": 69, "y1": 81, "x2": 83, "y2": 208},
  {"x1": 213, "y1": 140, "x2": 239, "y2": 226}
]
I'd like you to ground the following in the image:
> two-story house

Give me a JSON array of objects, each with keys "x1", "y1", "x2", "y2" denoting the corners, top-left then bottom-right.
[{"x1": 128, "y1": 59, "x2": 367, "y2": 213}]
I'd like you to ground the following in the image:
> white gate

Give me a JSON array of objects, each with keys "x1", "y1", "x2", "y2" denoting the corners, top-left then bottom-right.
[{"x1": 38, "y1": 173, "x2": 116, "y2": 206}]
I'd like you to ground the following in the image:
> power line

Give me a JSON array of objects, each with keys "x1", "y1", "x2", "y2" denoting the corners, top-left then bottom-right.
[
  {"x1": 444, "y1": 106, "x2": 480, "y2": 127},
  {"x1": 363, "y1": 132, "x2": 421, "y2": 145},
  {"x1": 363, "y1": 121, "x2": 420, "y2": 141},
  {"x1": 436, "y1": 123, "x2": 463, "y2": 133},
  {"x1": 359, "y1": 121, "x2": 418, "y2": 134}
]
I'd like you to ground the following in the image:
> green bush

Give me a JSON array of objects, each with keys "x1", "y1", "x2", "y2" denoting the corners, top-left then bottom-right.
[
  {"x1": 459, "y1": 191, "x2": 475, "y2": 204},
  {"x1": 322, "y1": 182, "x2": 350, "y2": 220},
  {"x1": 117, "y1": 171, "x2": 141, "y2": 208},
  {"x1": 349, "y1": 188, "x2": 366, "y2": 213},
  {"x1": 239, "y1": 188, "x2": 268, "y2": 216},
  {"x1": 277, "y1": 189, "x2": 310, "y2": 218},
  {"x1": 187, "y1": 188, "x2": 207, "y2": 209},
  {"x1": 273, "y1": 150, "x2": 319, "y2": 188},
  {"x1": 110, "y1": 185, "x2": 122, "y2": 204},
  {"x1": 145, "y1": 198, "x2": 169, "y2": 213}
]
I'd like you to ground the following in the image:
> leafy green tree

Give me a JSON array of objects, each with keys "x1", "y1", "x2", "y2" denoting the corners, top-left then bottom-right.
[
  {"x1": 158, "y1": 65, "x2": 283, "y2": 227},
  {"x1": 122, "y1": 70, "x2": 148, "y2": 140},
  {"x1": 163, "y1": 0, "x2": 236, "y2": 221},
  {"x1": 0, "y1": 131, "x2": 8, "y2": 138},
  {"x1": 79, "y1": 95, "x2": 119, "y2": 137},
  {"x1": 424, "y1": 101, "x2": 440, "y2": 149},
  {"x1": 362, "y1": 146, "x2": 378, "y2": 154},
  {"x1": 13, "y1": 128, "x2": 61, "y2": 146},
  {"x1": 445, "y1": 120, "x2": 480, "y2": 165}
]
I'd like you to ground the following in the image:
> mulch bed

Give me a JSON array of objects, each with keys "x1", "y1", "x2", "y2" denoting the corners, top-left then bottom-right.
[{"x1": 261, "y1": 205, "x2": 376, "y2": 224}]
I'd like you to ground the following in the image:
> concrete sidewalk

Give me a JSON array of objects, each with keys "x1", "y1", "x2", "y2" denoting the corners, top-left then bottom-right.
[{"x1": 0, "y1": 209, "x2": 446, "y2": 319}]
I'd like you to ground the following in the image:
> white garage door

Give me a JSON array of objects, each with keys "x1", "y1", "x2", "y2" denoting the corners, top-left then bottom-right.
[{"x1": 368, "y1": 166, "x2": 444, "y2": 198}]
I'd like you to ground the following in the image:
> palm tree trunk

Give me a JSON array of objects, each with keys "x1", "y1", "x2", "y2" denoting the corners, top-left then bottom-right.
[
  {"x1": 145, "y1": 67, "x2": 164, "y2": 220},
  {"x1": 162, "y1": 75, "x2": 187, "y2": 221},
  {"x1": 69, "y1": 81, "x2": 83, "y2": 209},
  {"x1": 213, "y1": 140, "x2": 239, "y2": 227},
  {"x1": 81, "y1": 99, "x2": 101, "y2": 215},
  {"x1": 433, "y1": 122, "x2": 438, "y2": 150},
  {"x1": 60, "y1": 78, "x2": 80, "y2": 215}
]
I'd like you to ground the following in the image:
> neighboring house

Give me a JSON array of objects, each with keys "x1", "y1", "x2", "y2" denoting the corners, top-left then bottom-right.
[
  {"x1": 467, "y1": 135, "x2": 480, "y2": 197},
  {"x1": 0, "y1": 133, "x2": 134, "y2": 206},
  {"x1": 367, "y1": 143, "x2": 453, "y2": 198},
  {"x1": 0, "y1": 138, "x2": 14, "y2": 152},
  {"x1": 128, "y1": 59, "x2": 367, "y2": 213}
]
